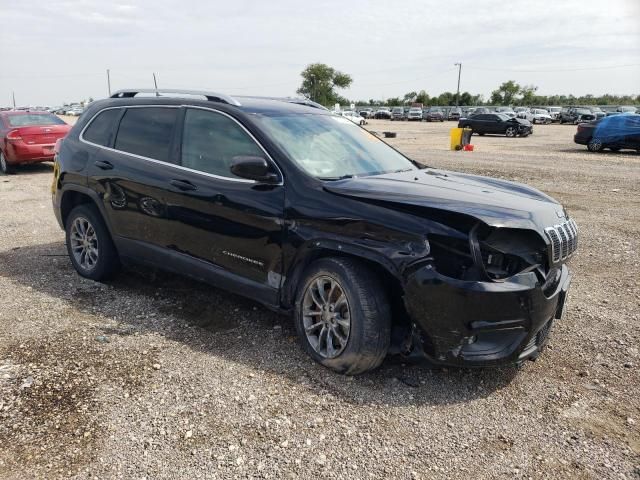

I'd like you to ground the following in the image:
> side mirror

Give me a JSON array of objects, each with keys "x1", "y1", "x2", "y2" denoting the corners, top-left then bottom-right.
[{"x1": 230, "y1": 156, "x2": 279, "y2": 183}]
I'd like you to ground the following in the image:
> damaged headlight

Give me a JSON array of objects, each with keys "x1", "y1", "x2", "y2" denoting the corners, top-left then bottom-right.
[
  {"x1": 429, "y1": 224, "x2": 547, "y2": 282},
  {"x1": 471, "y1": 224, "x2": 547, "y2": 281}
]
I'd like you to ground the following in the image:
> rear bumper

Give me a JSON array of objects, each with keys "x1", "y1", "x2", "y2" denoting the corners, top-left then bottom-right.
[
  {"x1": 404, "y1": 264, "x2": 571, "y2": 367},
  {"x1": 5, "y1": 142, "x2": 55, "y2": 164},
  {"x1": 574, "y1": 133, "x2": 591, "y2": 145}
]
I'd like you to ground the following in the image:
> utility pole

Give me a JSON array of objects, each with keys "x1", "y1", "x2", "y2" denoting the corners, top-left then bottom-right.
[
  {"x1": 106, "y1": 69, "x2": 111, "y2": 96},
  {"x1": 12, "y1": 91, "x2": 16, "y2": 109},
  {"x1": 153, "y1": 73, "x2": 159, "y2": 96},
  {"x1": 454, "y1": 62, "x2": 462, "y2": 108}
]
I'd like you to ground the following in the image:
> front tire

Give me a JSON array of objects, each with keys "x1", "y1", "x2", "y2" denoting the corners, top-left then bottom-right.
[
  {"x1": 505, "y1": 126, "x2": 517, "y2": 137},
  {"x1": 65, "y1": 204, "x2": 120, "y2": 281},
  {"x1": 294, "y1": 257, "x2": 391, "y2": 375}
]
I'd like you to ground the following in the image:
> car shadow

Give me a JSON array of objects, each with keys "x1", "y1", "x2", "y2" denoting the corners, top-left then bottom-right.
[
  {"x1": 556, "y1": 148, "x2": 640, "y2": 155},
  {"x1": 0, "y1": 241, "x2": 521, "y2": 407},
  {"x1": 2, "y1": 162, "x2": 54, "y2": 175}
]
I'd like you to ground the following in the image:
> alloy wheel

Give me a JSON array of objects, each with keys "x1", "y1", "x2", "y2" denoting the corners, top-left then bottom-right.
[
  {"x1": 506, "y1": 127, "x2": 517, "y2": 137},
  {"x1": 0, "y1": 152, "x2": 8, "y2": 174},
  {"x1": 302, "y1": 275, "x2": 351, "y2": 359},
  {"x1": 70, "y1": 216, "x2": 100, "y2": 271}
]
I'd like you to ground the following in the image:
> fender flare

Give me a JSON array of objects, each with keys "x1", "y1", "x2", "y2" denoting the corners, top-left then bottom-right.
[
  {"x1": 58, "y1": 184, "x2": 113, "y2": 236},
  {"x1": 281, "y1": 238, "x2": 405, "y2": 308}
]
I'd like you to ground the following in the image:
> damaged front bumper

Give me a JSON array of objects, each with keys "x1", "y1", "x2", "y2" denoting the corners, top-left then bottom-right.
[{"x1": 403, "y1": 263, "x2": 571, "y2": 367}]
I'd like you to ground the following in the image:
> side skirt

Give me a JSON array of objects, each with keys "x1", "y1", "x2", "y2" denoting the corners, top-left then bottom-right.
[{"x1": 114, "y1": 236, "x2": 281, "y2": 309}]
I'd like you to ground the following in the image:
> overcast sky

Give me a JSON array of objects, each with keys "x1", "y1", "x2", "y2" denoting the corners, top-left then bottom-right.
[{"x1": 1, "y1": 0, "x2": 639, "y2": 106}]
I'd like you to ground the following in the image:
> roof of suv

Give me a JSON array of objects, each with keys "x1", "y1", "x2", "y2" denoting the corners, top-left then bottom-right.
[{"x1": 101, "y1": 89, "x2": 329, "y2": 116}]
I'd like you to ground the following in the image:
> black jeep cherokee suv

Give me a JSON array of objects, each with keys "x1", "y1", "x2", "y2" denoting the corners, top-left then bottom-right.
[{"x1": 52, "y1": 89, "x2": 577, "y2": 375}]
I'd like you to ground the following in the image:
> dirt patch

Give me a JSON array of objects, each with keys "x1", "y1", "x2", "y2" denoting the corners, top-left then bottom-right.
[{"x1": 0, "y1": 332, "x2": 157, "y2": 478}]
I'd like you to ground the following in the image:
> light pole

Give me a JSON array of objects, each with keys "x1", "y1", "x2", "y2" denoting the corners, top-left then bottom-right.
[{"x1": 454, "y1": 63, "x2": 462, "y2": 107}]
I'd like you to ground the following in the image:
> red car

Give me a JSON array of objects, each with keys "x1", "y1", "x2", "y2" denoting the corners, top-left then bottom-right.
[{"x1": 0, "y1": 111, "x2": 71, "y2": 174}]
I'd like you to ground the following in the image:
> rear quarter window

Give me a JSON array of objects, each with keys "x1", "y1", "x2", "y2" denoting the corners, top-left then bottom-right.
[
  {"x1": 82, "y1": 109, "x2": 122, "y2": 147},
  {"x1": 114, "y1": 107, "x2": 178, "y2": 162}
]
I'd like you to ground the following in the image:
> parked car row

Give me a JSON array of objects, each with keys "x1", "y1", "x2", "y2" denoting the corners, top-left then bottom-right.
[{"x1": 354, "y1": 105, "x2": 638, "y2": 124}]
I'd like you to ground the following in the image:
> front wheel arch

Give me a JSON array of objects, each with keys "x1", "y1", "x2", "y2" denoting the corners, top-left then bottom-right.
[{"x1": 282, "y1": 245, "x2": 403, "y2": 309}]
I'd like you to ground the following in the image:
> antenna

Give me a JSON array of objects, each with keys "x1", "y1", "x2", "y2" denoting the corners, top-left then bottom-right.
[
  {"x1": 12, "y1": 91, "x2": 16, "y2": 110},
  {"x1": 107, "y1": 69, "x2": 111, "y2": 96},
  {"x1": 153, "y1": 73, "x2": 159, "y2": 96}
]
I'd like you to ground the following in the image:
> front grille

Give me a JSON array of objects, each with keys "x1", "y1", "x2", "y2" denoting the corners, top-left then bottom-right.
[{"x1": 545, "y1": 219, "x2": 578, "y2": 263}]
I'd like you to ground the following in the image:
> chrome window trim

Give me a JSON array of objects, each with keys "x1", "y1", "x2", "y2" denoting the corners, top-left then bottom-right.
[{"x1": 79, "y1": 104, "x2": 284, "y2": 186}]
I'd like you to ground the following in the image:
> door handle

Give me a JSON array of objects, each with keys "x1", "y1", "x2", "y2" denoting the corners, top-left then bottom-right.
[
  {"x1": 169, "y1": 179, "x2": 197, "y2": 191},
  {"x1": 94, "y1": 160, "x2": 113, "y2": 170}
]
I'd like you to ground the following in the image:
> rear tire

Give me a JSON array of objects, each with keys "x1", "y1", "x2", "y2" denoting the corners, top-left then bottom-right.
[
  {"x1": 294, "y1": 257, "x2": 391, "y2": 375},
  {"x1": 0, "y1": 151, "x2": 14, "y2": 175},
  {"x1": 65, "y1": 203, "x2": 120, "y2": 281},
  {"x1": 587, "y1": 139, "x2": 604, "y2": 152}
]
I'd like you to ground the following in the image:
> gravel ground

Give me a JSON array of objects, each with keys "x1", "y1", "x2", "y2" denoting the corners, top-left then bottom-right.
[{"x1": 0, "y1": 118, "x2": 638, "y2": 479}]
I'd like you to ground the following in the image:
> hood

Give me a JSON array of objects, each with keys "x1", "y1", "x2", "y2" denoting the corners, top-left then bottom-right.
[
  {"x1": 324, "y1": 169, "x2": 565, "y2": 236},
  {"x1": 513, "y1": 118, "x2": 532, "y2": 125}
]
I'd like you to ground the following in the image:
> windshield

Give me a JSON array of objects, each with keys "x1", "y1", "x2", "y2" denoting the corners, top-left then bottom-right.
[
  {"x1": 6, "y1": 113, "x2": 66, "y2": 127},
  {"x1": 496, "y1": 113, "x2": 511, "y2": 121},
  {"x1": 256, "y1": 114, "x2": 417, "y2": 180},
  {"x1": 576, "y1": 109, "x2": 591, "y2": 114},
  {"x1": 548, "y1": 107, "x2": 561, "y2": 112},
  {"x1": 392, "y1": 107, "x2": 403, "y2": 112}
]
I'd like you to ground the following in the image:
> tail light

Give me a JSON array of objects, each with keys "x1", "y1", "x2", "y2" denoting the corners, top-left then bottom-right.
[{"x1": 6, "y1": 130, "x2": 22, "y2": 141}]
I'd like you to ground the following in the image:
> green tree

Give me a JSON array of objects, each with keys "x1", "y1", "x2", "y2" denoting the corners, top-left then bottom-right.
[
  {"x1": 403, "y1": 91, "x2": 417, "y2": 104},
  {"x1": 518, "y1": 85, "x2": 538, "y2": 106},
  {"x1": 415, "y1": 90, "x2": 430, "y2": 105},
  {"x1": 490, "y1": 80, "x2": 521, "y2": 105},
  {"x1": 297, "y1": 63, "x2": 353, "y2": 106}
]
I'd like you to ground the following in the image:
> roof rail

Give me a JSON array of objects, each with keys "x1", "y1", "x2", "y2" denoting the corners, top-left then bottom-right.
[
  {"x1": 235, "y1": 95, "x2": 328, "y2": 111},
  {"x1": 109, "y1": 89, "x2": 241, "y2": 106}
]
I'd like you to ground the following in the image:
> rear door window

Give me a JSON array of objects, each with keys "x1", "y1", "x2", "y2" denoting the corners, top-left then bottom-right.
[
  {"x1": 83, "y1": 109, "x2": 122, "y2": 147},
  {"x1": 114, "y1": 107, "x2": 178, "y2": 162}
]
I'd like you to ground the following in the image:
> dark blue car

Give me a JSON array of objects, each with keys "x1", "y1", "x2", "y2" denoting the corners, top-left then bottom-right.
[{"x1": 574, "y1": 114, "x2": 640, "y2": 152}]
